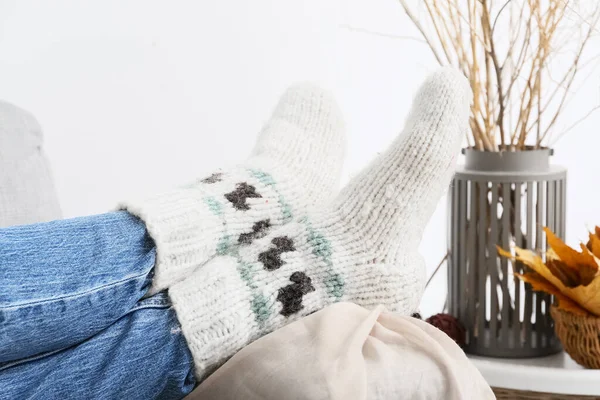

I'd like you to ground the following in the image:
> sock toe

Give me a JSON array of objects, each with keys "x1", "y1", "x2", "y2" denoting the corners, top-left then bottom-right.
[
  {"x1": 269, "y1": 83, "x2": 345, "y2": 138},
  {"x1": 332, "y1": 67, "x2": 471, "y2": 254},
  {"x1": 249, "y1": 83, "x2": 346, "y2": 203},
  {"x1": 405, "y1": 66, "x2": 471, "y2": 151}
]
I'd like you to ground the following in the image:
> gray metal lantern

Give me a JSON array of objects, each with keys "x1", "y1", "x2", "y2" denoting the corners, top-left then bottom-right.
[{"x1": 447, "y1": 148, "x2": 567, "y2": 357}]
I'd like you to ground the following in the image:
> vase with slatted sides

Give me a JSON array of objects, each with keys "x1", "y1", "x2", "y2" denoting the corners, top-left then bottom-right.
[{"x1": 447, "y1": 148, "x2": 567, "y2": 357}]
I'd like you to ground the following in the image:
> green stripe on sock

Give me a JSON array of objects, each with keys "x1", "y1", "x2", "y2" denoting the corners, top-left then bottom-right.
[
  {"x1": 216, "y1": 235, "x2": 231, "y2": 255},
  {"x1": 248, "y1": 169, "x2": 293, "y2": 223},
  {"x1": 325, "y1": 272, "x2": 344, "y2": 300},
  {"x1": 235, "y1": 254, "x2": 273, "y2": 326},
  {"x1": 301, "y1": 217, "x2": 345, "y2": 300},
  {"x1": 248, "y1": 169, "x2": 276, "y2": 186},
  {"x1": 202, "y1": 196, "x2": 232, "y2": 255},
  {"x1": 251, "y1": 294, "x2": 271, "y2": 324},
  {"x1": 202, "y1": 196, "x2": 223, "y2": 216},
  {"x1": 236, "y1": 259, "x2": 257, "y2": 289}
]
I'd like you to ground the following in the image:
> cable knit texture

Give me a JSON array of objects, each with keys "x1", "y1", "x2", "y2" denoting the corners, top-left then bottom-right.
[
  {"x1": 169, "y1": 67, "x2": 472, "y2": 381},
  {"x1": 120, "y1": 84, "x2": 346, "y2": 293}
]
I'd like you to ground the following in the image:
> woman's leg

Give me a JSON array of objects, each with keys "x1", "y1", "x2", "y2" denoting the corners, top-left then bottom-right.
[
  {"x1": 0, "y1": 211, "x2": 156, "y2": 362},
  {"x1": 0, "y1": 293, "x2": 196, "y2": 400}
]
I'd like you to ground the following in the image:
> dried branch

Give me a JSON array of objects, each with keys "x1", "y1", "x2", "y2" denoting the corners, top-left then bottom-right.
[
  {"x1": 482, "y1": 0, "x2": 507, "y2": 147},
  {"x1": 423, "y1": 0, "x2": 454, "y2": 64},
  {"x1": 339, "y1": 25, "x2": 428, "y2": 43},
  {"x1": 492, "y1": 0, "x2": 514, "y2": 33},
  {"x1": 550, "y1": 105, "x2": 600, "y2": 146},
  {"x1": 426, "y1": 252, "x2": 449, "y2": 289},
  {"x1": 398, "y1": 0, "x2": 600, "y2": 150},
  {"x1": 538, "y1": 10, "x2": 599, "y2": 145},
  {"x1": 398, "y1": 0, "x2": 446, "y2": 65}
]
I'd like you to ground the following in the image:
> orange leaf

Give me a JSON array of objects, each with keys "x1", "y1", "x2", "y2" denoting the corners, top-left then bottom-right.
[
  {"x1": 544, "y1": 227, "x2": 598, "y2": 285},
  {"x1": 579, "y1": 244, "x2": 600, "y2": 285},
  {"x1": 544, "y1": 227, "x2": 588, "y2": 270},
  {"x1": 546, "y1": 258, "x2": 580, "y2": 288},
  {"x1": 515, "y1": 272, "x2": 588, "y2": 316},
  {"x1": 515, "y1": 272, "x2": 562, "y2": 297},
  {"x1": 499, "y1": 245, "x2": 600, "y2": 316},
  {"x1": 556, "y1": 296, "x2": 590, "y2": 316},
  {"x1": 499, "y1": 247, "x2": 563, "y2": 288},
  {"x1": 587, "y1": 230, "x2": 600, "y2": 259}
]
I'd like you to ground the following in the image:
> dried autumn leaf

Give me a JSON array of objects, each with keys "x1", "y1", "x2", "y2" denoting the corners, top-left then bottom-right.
[
  {"x1": 545, "y1": 258, "x2": 580, "y2": 288},
  {"x1": 579, "y1": 244, "x2": 600, "y2": 285},
  {"x1": 546, "y1": 248, "x2": 559, "y2": 260},
  {"x1": 556, "y1": 295, "x2": 591, "y2": 316},
  {"x1": 515, "y1": 272, "x2": 588, "y2": 316},
  {"x1": 515, "y1": 272, "x2": 563, "y2": 297},
  {"x1": 546, "y1": 245, "x2": 598, "y2": 287},
  {"x1": 587, "y1": 228, "x2": 600, "y2": 258},
  {"x1": 497, "y1": 247, "x2": 564, "y2": 290},
  {"x1": 561, "y1": 278, "x2": 600, "y2": 317},
  {"x1": 498, "y1": 246, "x2": 600, "y2": 317},
  {"x1": 544, "y1": 227, "x2": 598, "y2": 285}
]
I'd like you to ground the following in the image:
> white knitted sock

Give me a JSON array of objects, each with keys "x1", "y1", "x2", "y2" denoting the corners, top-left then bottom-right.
[
  {"x1": 121, "y1": 84, "x2": 346, "y2": 293},
  {"x1": 169, "y1": 67, "x2": 472, "y2": 380}
]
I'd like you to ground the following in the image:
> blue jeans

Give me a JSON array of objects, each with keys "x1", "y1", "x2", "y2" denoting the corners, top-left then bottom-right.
[{"x1": 0, "y1": 212, "x2": 196, "y2": 399}]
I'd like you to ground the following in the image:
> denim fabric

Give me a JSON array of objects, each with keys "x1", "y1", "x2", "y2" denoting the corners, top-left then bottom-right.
[
  {"x1": 0, "y1": 211, "x2": 155, "y2": 362},
  {"x1": 0, "y1": 211, "x2": 196, "y2": 399},
  {"x1": 0, "y1": 293, "x2": 195, "y2": 400}
]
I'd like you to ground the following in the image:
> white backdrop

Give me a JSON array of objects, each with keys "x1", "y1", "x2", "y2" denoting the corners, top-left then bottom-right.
[{"x1": 1, "y1": 0, "x2": 599, "y2": 316}]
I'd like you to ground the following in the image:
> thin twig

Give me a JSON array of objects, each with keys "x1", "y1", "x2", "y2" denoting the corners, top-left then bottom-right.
[
  {"x1": 423, "y1": 0, "x2": 454, "y2": 64},
  {"x1": 398, "y1": 0, "x2": 446, "y2": 65},
  {"x1": 550, "y1": 105, "x2": 600, "y2": 146},
  {"x1": 426, "y1": 252, "x2": 449, "y2": 289},
  {"x1": 538, "y1": 11, "x2": 599, "y2": 145},
  {"x1": 482, "y1": 0, "x2": 506, "y2": 147},
  {"x1": 339, "y1": 24, "x2": 428, "y2": 43},
  {"x1": 492, "y1": 0, "x2": 514, "y2": 33}
]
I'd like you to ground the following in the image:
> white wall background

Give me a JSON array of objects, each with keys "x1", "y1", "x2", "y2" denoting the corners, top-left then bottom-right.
[{"x1": 1, "y1": 0, "x2": 599, "y2": 317}]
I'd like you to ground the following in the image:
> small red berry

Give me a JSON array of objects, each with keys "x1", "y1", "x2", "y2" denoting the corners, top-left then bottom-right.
[{"x1": 426, "y1": 313, "x2": 466, "y2": 347}]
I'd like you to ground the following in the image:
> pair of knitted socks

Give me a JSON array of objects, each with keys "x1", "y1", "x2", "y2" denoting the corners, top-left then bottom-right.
[{"x1": 122, "y1": 67, "x2": 471, "y2": 381}]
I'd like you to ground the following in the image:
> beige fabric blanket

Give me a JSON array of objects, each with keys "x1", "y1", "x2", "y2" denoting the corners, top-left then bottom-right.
[{"x1": 188, "y1": 302, "x2": 494, "y2": 400}]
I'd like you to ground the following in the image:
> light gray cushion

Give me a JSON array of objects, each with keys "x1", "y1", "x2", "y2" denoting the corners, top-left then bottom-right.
[{"x1": 0, "y1": 100, "x2": 61, "y2": 227}]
